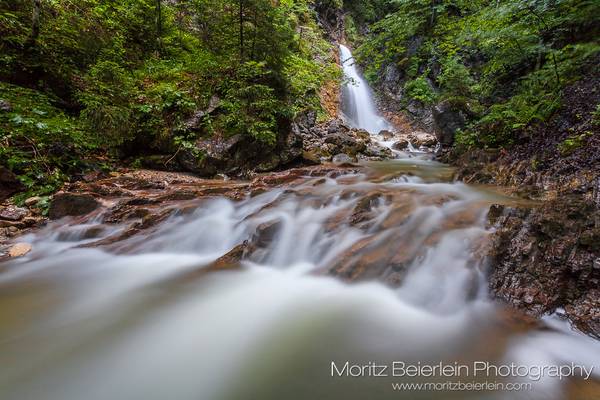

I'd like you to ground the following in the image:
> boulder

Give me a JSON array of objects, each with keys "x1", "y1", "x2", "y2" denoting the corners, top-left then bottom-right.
[
  {"x1": 353, "y1": 129, "x2": 371, "y2": 141},
  {"x1": 378, "y1": 130, "x2": 394, "y2": 141},
  {"x1": 408, "y1": 131, "x2": 437, "y2": 147},
  {"x1": 433, "y1": 100, "x2": 466, "y2": 146},
  {"x1": 178, "y1": 127, "x2": 303, "y2": 177},
  {"x1": 364, "y1": 144, "x2": 393, "y2": 159},
  {"x1": 392, "y1": 139, "x2": 409, "y2": 150},
  {"x1": 324, "y1": 132, "x2": 366, "y2": 156},
  {"x1": 0, "y1": 206, "x2": 28, "y2": 221},
  {"x1": 49, "y1": 193, "x2": 100, "y2": 220},
  {"x1": 8, "y1": 242, "x2": 32, "y2": 257}
]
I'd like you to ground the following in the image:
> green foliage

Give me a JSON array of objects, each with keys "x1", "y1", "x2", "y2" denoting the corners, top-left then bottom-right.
[
  {"x1": 217, "y1": 62, "x2": 284, "y2": 144},
  {"x1": 0, "y1": 83, "x2": 98, "y2": 196},
  {"x1": 437, "y1": 57, "x2": 475, "y2": 99},
  {"x1": 355, "y1": 0, "x2": 600, "y2": 149},
  {"x1": 404, "y1": 76, "x2": 437, "y2": 104},
  {"x1": 558, "y1": 131, "x2": 592, "y2": 155},
  {"x1": 0, "y1": 0, "x2": 338, "y2": 197}
]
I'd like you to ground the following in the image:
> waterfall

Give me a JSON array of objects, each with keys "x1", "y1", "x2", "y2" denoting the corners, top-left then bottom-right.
[{"x1": 340, "y1": 44, "x2": 393, "y2": 134}]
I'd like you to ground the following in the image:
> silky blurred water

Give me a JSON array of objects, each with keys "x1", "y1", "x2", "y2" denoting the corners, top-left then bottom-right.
[{"x1": 0, "y1": 164, "x2": 598, "y2": 400}]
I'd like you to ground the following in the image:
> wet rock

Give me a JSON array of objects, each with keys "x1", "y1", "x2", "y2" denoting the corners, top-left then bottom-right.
[
  {"x1": 332, "y1": 154, "x2": 353, "y2": 164},
  {"x1": 392, "y1": 139, "x2": 409, "y2": 150},
  {"x1": 433, "y1": 100, "x2": 466, "y2": 146},
  {"x1": 408, "y1": 131, "x2": 437, "y2": 147},
  {"x1": 8, "y1": 242, "x2": 32, "y2": 257},
  {"x1": 364, "y1": 144, "x2": 393, "y2": 159},
  {"x1": 378, "y1": 130, "x2": 394, "y2": 141},
  {"x1": 0, "y1": 206, "x2": 28, "y2": 221},
  {"x1": 207, "y1": 243, "x2": 249, "y2": 272},
  {"x1": 178, "y1": 128, "x2": 302, "y2": 177},
  {"x1": 489, "y1": 197, "x2": 600, "y2": 337},
  {"x1": 49, "y1": 193, "x2": 100, "y2": 220},
  {"x1": 350, "y1": 193, "x2": 382, "y2": 225},
  {"x1": 252, "y1": 220, "x2": 282, "y2": 248},
  {"x1": 324, "y1": 132, "x2": 365, "y2": 156},
  {"x1": 0, "y1": 167, "x2": 24, "y2": 202},
  {"x1": 24, "y1": 196, "x2": 42, "y2": 207}
]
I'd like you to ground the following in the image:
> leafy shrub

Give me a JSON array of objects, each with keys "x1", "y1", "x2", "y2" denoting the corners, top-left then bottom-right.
[
  {"x1": 404, "y1": 76, "x2": 437, "y2": 104},
  {"x1": 0, "y1": 83, "x2": 97, "y2": 196}
]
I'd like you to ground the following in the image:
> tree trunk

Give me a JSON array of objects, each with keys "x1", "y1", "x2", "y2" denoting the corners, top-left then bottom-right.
[
  {"x1": 156, "y1": 0, "x2": 163, "y2": 51},
  {"x1": 239, "y1": 0, "x2": 244, "y2": 62},
  {"x1": 26, "y1": 0, "x2": 42, "y2": 48}
]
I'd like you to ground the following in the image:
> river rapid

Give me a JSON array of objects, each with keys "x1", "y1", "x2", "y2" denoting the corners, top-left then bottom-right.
[{"x1": 0, "y1": 46, "x2": 599, "y2": 400}]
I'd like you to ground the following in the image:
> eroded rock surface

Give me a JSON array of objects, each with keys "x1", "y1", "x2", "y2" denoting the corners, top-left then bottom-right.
[{"x1": 489, "y1": 198, "x2": 600, "y2": 338}]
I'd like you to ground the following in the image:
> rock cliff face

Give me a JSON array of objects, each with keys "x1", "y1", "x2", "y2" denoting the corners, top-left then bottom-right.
[
  {"x1": 450, "y1": 72, "x2": 600, "y2": 337},
  {"x1": 489, "y1": 199, "x2": 600, "y2": 338}
]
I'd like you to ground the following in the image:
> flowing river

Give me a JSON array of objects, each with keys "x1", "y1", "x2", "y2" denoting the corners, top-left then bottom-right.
[{"x1": 0, "y1": 46, "x2": 598, "y2": 400}]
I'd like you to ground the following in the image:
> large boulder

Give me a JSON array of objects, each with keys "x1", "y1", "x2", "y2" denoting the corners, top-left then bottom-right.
[
  {"x1": 408, "y1": 131, "x2": 437, "y2": 147},
  {"x1": 49, "y1": 193, "x2": 100, "y2": 220},
  {"x1": 363, "y1": 144, "x2": 393, "y2": 159},
  {"x1": 392, "y1": 138, "x2": 409, "y2": 150},
  {"x1": 177, "y1": 128, "x2": 303, "y2": 178},
  {"x1": 324, "y1": 132, "x2": 366, "y2": 156},
  {"x1": 433, "y1": 100, "x2": 466, "y2": 146}
]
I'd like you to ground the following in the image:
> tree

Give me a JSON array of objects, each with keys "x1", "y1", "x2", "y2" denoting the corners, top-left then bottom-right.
[{"x1": 25, "y1": 0, "x2": 41, "y2": 48}]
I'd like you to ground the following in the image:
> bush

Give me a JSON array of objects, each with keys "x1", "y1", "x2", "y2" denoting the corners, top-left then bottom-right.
[
  {"x1": 404, "y1": 76, "x2": 437, "y2": 105},
  {"x1": 0, "y1": 83, "x2": 99, "y2": 197}
]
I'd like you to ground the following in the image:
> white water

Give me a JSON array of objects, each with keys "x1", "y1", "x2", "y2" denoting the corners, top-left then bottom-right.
[
  {"x1": 340, "y1": 44, "x2": 393, "y2": 134},
  {"x1": 1, "y1": 168, "x2": 599, "y2": 400}
]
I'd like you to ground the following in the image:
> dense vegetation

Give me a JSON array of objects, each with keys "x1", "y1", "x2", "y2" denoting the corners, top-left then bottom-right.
[
  {"x1": 0, "y1": 0, "x2": 337, "y2": 198},
  {"x1": 348, "y1": 0, "x2": 599, "y2": 149},
  {"x1": 2, "y1": 0, "x2": 598, "y2": 202}
]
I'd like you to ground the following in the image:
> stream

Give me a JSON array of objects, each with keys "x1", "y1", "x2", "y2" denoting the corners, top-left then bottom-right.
[{"x1": 0, "y1": 46, "x2": 598, "y2": 400}]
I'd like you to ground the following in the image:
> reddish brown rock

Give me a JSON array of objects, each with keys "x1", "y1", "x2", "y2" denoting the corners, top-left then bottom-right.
[{"x1": 49, "y1": 193, "x2": 100, "y2": 220}]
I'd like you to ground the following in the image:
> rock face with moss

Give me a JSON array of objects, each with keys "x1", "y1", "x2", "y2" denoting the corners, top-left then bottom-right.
[{"x1": 449, "y1": 69, "x2": 600, "y2": 337}]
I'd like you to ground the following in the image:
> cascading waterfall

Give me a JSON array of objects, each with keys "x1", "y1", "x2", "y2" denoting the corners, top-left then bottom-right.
[
  {"x1": 340, "y1": 44, "x2": 393, "y2": 134},
  {"x1": 1, "y1": 165, "x2": 598, "y2": 400},
  {"x1": 1, "y1": 46, "x2": 599, "y2": 400}
]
